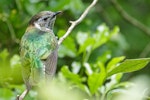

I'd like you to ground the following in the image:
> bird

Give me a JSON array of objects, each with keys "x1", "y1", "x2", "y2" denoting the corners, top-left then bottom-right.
[{"x1": 17, "y1": 11, "x2": 61, "y2": 100}]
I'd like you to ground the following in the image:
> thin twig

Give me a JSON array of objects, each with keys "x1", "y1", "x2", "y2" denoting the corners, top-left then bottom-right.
[
  {"x1": 110, "y1": 0, "x2": 150, "y2": 37},
  {"x1": 58, "y1": 0, "x2": 98, "y2": 45}
]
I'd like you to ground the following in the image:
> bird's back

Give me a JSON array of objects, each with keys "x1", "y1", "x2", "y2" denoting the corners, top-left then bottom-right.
[{"x1": 20, "y1": 27, "x2": 58, "y2": 86}]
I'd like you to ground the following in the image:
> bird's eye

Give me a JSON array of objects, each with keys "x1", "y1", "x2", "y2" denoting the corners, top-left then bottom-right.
[{"x1": 43, "y1": 17, "x2": 48, "y2": 21}]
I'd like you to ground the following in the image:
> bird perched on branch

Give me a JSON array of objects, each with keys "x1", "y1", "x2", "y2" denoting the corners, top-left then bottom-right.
[{"x1": 18, "y1": 11, "x2": 61, "y2": 100}]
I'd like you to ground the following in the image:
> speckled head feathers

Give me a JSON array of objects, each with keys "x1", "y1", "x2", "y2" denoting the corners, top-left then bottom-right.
[{"x1": 29, "y1": 11, "x2": 61, "y2": 30}]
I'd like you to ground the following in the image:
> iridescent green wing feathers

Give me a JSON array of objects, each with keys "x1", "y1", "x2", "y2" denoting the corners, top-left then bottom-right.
[{"x1": 20, "y1": 28, "x2": 58, "y2": 85}]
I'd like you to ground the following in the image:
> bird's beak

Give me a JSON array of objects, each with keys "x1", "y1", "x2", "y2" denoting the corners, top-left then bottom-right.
[{"x1": 54, "y1": 11, "x2": 62, "y2": 16}]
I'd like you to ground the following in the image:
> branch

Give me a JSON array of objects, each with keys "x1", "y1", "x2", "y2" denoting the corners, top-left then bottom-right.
[
  {"x1": 110, "y1": 0, "x2": 150, "y2": 37},
  {"x1": 58, "y1": 0, "x2": 98, "y2": 45}
]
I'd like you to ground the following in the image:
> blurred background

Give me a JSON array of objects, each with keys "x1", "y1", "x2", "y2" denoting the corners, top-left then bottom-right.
[{"x1": 0, "y1": 0, "x2": 150, "y2": 99}]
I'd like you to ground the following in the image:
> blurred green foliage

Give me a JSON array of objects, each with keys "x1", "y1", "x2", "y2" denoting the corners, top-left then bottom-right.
[
  {"x1": 0, "y1": 0, "x2": 150, "y2": 100},
  {"x1": 0, "y1": 49, "x2": 23, "y2": 85},
  {"x1": 57, "y1": 24, "x2": 150, "y2": 99}
]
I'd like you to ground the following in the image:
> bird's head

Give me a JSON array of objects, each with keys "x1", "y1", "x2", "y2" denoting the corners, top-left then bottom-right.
[{"x1": 29, "y1": 11, "x2": 61, "y2": 30}]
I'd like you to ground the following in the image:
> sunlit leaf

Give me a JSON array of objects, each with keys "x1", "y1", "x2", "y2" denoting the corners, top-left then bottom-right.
[
  {"x1": 107, "y1": 58, "x2": 150, "y2": 77},
  {"x1": 61, "y1": 66, "x2": 82, "y2": 84},
  {"x1": 110, "y1": 26, "x2": 119, "y2": 36},
  {"x1": 71, "y1": 61, "x2": 81, "y2": 74},
  {"x1": 84, "y1": 62, "x2": 93, "y2": 75},
  {"x1": 78, "y1": 37, "x2": 95, "y2": 54},
  {"x1": 106, "y1": 56, "x2": 125, "y2": 73},
  {"x1": 88, "y1": 62, "x2": 106, "y2": 94},
  {"x1": 0, "y1": 49, "x2": 9, "y2": 62},
  {"x1": 76, "y1": 32, "x2": 88, "y2": 45}
]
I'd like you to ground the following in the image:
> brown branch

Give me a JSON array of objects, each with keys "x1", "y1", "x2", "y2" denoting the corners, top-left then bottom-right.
[
  {"x1": 110, "y1": 0, "x2": 150, "y2": 37},
  {"x1": 58, "y1": 0, "x2": 98, "y2": 45}
]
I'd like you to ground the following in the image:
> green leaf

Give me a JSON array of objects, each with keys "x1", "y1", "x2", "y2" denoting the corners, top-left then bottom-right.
[
  {"x1": 112, "y1": 82, "x2": 134, "y2": 89},
  {"x1": 61, "y1": 66, "x2": 82, "y2": 84},
  {"x1": 97, "y1": 51, "x2": 111, "y2": 64},
  {"x1": 10, "y1": 55, "x2": 22, "y2": 84},
  {"x1": 107, "y1": 58, "x2": 150, "y2": 77},
  {"x1": 0, "y1": 88, "x2": 14, "y2": 100},
  {"x1": 58, "y1": 37, "x2": 77, "y2": 58},
  {"x1": 88, "y1": 73, "x2": 102, "y2": 95},
  {"x1": 110, "y1": 26, "x2": 119, "y2": 36},
  {"x1": 93, "y1": 24, "x2": 119, "y2": 50},
  {"x1": 70, "y1": 0, "x2": 84, "y2": 15},
  {"x1": 0, "y1": 49, "x2": 9, "y2": 62},
  {"x1": 63, "y1": 36, "x2": 77, "y2": 54},
  {"x1": 0, "y1": 49, "x2": 23, "y2": 86},
  {"x1": 106, "y1": 56, "x2": 125, "y2": 73},
  {"x1": 93, "y1": 24, "x2": 109, "y2": 49},
  {"x1": 88, "y1": 62, "x2": 106, "y2": 95},
  {"x1": 104, "y1": 73, "x2": 123, "y2": 94},
  {"x1": 78, "y1": 37, "x2": 95, "y2": 54},
  {"x1": 58, "y1": 30, "x2": 77, "y2": 58}
]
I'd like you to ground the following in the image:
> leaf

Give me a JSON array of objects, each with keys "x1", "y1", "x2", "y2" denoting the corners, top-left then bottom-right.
[
  {"x1": 76, "y1": 32, "x2": 88, "y2": 46},
  {"x1": 70, "y1": 0, "x2": 84, "y2": 15},
  {"x1": 0, "y1": 50, "x2": 23, "y2": 86},
  {"x1": 106, "y1": 56, "x2": 125, "y2": 73},
  {"x1": 61, "y1": 66, "x2": 82, "y2": 84},
  {"x1": 63, "y1": 36, "x2": 77, "y2": 55},
  {"x1": 0, "y1": 88, "x2": 14, "y2": 99},
  {"x1": 58, "y1": 45, "x2": 76, "y2": 58},
  {"x1": 88, "y1": 62, "x2": 106, "y2": 94},
  {"x1": 10, "y1": 55, "x2": 22, "y2": 84},
  {"x1": 0, "y1": 49, "x2": 9, "y2": 62},
  {"x1": 107, "y1": 58, "x2": 150, "y2": 77},
  {"x1": 58, "y1": 30, "x2": 77, "y2": 58},
  {"x1": 84, "y1": 63, "x2": 93, "y2": 75},
  {"x1": 71, "y1": 61, "x2": 81, "y2": 74},
  {"x1": 112, "y1": 82, "x2": 134, "y2": 89},
  {"x1": 106, "y1": 82, "x2": 134, "y2": 99},
  {"x1": 78, "y1": 37, "x2": 95, "y2": 54},
  {"x1": 93, "y1": 24, "x2": 119, "y2": 50},
  {"x1": 110, "y1": 26, "x2": 119, "y2": 36},
  {"x1": 97, "y1": 51, "x2": 111, "y2": 64}
]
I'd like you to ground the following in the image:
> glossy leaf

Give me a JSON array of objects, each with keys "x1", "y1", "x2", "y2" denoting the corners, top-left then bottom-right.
[
  {"x1": 107, "y1": 58, "x2": 150, "y2": 77},
  {"x1": 106, "y1": 56, "x2": 125, "y2": 73}
]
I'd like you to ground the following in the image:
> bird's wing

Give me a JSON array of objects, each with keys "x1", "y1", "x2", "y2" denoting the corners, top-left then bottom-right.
[
  {"x1": 43, "y1": 49, "x2": 58, "y2": 81},
  {"x1": 20, "y1": 28, "x2": 58, "y2": 85}
]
